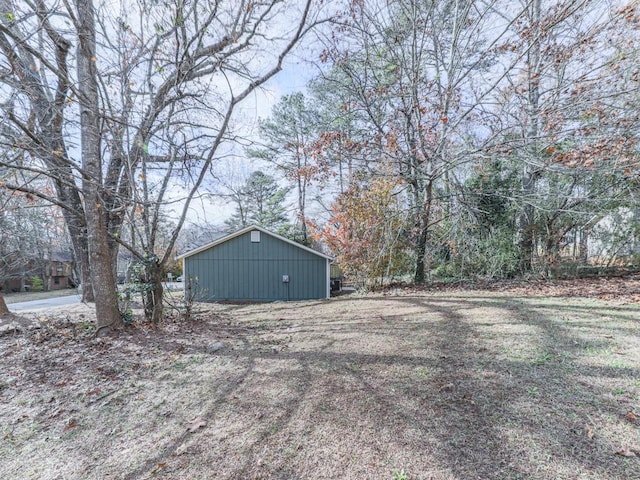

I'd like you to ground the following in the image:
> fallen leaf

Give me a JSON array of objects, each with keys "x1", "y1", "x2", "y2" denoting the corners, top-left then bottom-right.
[
  {"x1": 625, "y1": 411, "x2": 638, "y2": 422},
  {"x1": 585, "y1": 425, "x2": 594, "y2": 439},
  {"x1": 64, "y1": 418, "x2": 78, "y2": 431},
  {"x1": 150, "y1": 462, "x2": 166, "y2": 474},
  {"x1": 187, "y1": 417, "x2": 207, "y2": 433}
]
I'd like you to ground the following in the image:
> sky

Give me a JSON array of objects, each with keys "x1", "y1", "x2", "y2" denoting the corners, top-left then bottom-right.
[
  {"x1": 1, "y1": 0, "x2": 334, "y2": 246},
  {"x1": 182, "y1": 36, "x2": 327, "y2": 230}
]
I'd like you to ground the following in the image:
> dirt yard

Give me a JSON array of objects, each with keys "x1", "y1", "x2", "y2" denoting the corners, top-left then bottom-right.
[{"x1": 1, "y1": 284, "x2": 640, "y2": 479}]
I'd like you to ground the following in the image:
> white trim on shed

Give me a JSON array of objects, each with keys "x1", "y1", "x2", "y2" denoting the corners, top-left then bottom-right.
[{"x1": 177, "y1": 225, "x2": 333, "y2": 261}]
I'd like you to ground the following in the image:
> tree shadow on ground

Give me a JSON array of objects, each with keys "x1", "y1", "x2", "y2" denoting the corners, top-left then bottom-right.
[{"x1": 120, "y1": 294, "x2": 640, "y2": 479}]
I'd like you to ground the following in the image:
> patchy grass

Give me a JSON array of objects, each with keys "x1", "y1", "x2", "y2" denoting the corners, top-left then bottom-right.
[{"x1": 1, "y1": 291, "x2": 640, "y2": 479}]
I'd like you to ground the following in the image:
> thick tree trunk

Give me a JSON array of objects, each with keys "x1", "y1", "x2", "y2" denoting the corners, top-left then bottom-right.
[
  {"x1": 0, "y1": 293, "x2": 8, "y2": 315},
  {"x1": 414, "y1": 181, "x2": 433, "y2": 284},
  {"x1": 518, "y1": 171, "x2": 536, "y2": 273},
  {"x1": 518, "y1": 0, "x2": 541, "y2": 275},
  {"x1": 75, "y1": 0, "x2": 121, "y2": 334},
  {"x1": 414, "y1": 222, "x2": 429, "y2": 284},
  {"x1": 143, "y1": 262, "x2": 164, "y2": 324}
]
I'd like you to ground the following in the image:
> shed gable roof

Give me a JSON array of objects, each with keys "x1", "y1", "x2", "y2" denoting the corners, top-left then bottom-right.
[{"x1": 176, "y1": 225, "x2": 333, "y2": 261}]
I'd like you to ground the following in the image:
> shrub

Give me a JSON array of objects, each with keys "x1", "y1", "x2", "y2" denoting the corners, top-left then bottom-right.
[{"x1": 30, "y1": 276, "x2": 44, "y2": 292}]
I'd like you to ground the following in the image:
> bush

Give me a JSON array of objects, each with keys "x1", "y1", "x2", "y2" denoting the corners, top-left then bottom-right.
[
  {"x1": 30, "y1": 276, "x2": 44, "y2": 292},
  {"x1": 432, "y1": 228, "x2": 519, "y2": 280}
]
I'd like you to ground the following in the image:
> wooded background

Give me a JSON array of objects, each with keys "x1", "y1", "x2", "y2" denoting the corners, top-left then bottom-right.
[{"x1": 1, "y1": 0, "x2": 639, "y2": 327}]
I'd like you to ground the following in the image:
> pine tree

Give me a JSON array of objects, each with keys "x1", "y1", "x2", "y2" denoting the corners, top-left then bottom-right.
[{"x1": 226, "y1": 171, "x2": 290, "y2": 232}]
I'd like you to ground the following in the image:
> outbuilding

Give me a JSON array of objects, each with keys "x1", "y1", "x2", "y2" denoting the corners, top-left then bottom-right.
[{"x1": 177, "y1": 225, "x2": 332, "y2": 302}]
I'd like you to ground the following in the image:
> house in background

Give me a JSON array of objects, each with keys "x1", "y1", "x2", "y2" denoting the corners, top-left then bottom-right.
[
  {"x1": 45, "y1": 251, "x2": 75, "y2": 290},
  {"x1": 0, "y1": 251, "x2": 75, "y2": 292},
  {"x1": 177, "y1": 225, "x2": 332, "y2": 302}
]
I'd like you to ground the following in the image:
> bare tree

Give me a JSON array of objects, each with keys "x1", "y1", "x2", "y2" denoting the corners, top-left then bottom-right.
[
  {"x1": 75, "y1": 0, "x2": 121, "y2": 330},
  {"x1": 105, "y1": 0, "x2": 324, "y2": 322},
  {"x1": 317, "y1": 0, "x2": 534, "y2": 282},
  {"x1": 492, "y1": 0, "x2": 639, "y2": 272},
  {"x1": 0, "y1": 0, "x2": 96, "y2": 302},
  {"x1": 0, "y1": 0, "x2": 326, "y2": 328},
  {"x1": 0, "y1": 170, "x2": 69, "y2": 292}
]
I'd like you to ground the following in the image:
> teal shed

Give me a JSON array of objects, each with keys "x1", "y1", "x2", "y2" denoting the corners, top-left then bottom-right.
[{"x1": 177, "y1": 225, "x2": 332, "y2": 302}]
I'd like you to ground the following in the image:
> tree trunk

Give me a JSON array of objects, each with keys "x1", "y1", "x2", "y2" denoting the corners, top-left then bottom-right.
[
  {"x1": 296, "y1": 155, "x2": 308, "y2": 244},
  {"x1": 414, "y1": 181, "x2": 433, "y2": 284},
  {"x1": 518, "y1": 171, "x2": 537, "y2": 273},
  {"x1": 579, "y1": 228, "x2": 589, "y2": 264},
  {"x1": 0, "y1": 293, "x2": 8, "y2": 315},
  {"x1": 414, "y1": 221, "x2": 429, "y2": 284},
  {"x1": 75, "y1": 0, "x2": 121, "y2": 334},
  {"x1": 518, "y1": 0, "x2": 541, "y2": 275},
  {"x1": 143, "y1": 262, "x2": 164, "y2": 324},
  {"x1": 59, "y1": 198, "x2": 94, "y2": 302},
  {"x1": 77, "y1": 243, "x2": 94, "y2": 302}
]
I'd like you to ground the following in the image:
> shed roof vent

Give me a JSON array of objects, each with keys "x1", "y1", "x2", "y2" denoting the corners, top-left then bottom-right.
[{"x1": 251, "y1": 230, "x2": 261, "y2": 243}]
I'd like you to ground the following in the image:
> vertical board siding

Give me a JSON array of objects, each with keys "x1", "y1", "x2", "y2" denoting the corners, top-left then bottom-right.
[{"x1": 185, "y1": 231, "x2": 328, "y2": 301}]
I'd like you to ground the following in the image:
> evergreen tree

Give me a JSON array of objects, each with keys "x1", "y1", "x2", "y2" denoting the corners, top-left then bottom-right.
[
  {"x1": 225, "y1": 171, "x2": 290, "y2": 232},
  {"x1": 249, "y1": 92, "x2": 324, "y2": 242}
]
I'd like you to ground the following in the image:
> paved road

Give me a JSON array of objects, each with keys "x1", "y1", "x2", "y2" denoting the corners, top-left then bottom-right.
[
  {"x1": 9, "y1": 294, "x2": 82, "y2": 312},
  {"x1": 8, "y1": 282, "x2": 183, "y2": 313}
]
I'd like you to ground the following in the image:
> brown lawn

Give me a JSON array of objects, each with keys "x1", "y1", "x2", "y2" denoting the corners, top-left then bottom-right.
[{"x1": 1, "y1": 288, "x2": 640, "y2": 479}]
